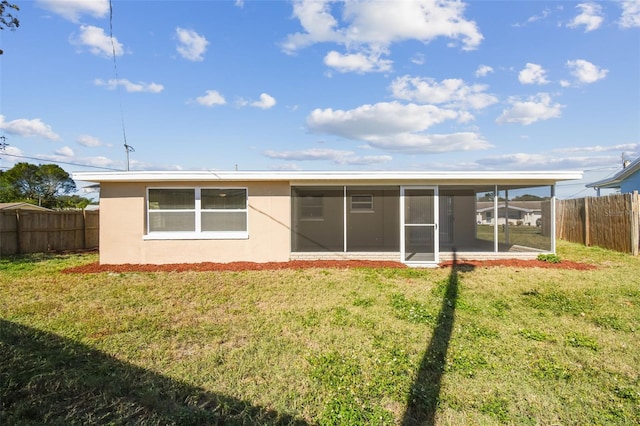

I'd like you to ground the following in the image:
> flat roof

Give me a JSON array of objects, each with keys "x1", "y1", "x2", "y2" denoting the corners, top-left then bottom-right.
[{"x1": 73, "y1": 170, "x2": 583, "y2": 185}]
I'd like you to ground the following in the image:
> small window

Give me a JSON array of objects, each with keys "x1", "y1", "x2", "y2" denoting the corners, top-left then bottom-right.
[
  {"x1": 301, "y1": 195, "x2": 324, "y2": 221},
  {"x1": 351, "y1": 194, "x2": 373, "y2": 212},
  {"x1": 146, "y1": 187, "x2": 248, "y2": 239}
]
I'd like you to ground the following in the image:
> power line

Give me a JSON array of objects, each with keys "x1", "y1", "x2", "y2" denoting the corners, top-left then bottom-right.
[{"x1": 0, "y1": 152, "x2": 122, "y2": 171}]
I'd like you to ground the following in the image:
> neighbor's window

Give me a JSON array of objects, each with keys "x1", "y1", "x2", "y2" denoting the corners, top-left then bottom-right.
[
  {"x1": 146, "y1": 187, "x2": 248, "y2": 239},
  {"x1": 350, "y1": 194, "x2": 373, "y2": 212}
]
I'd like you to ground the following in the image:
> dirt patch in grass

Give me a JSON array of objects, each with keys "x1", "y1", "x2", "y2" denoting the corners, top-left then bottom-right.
[{"x1": 62, "y1": 258, "x2": 595, "y2": 273}]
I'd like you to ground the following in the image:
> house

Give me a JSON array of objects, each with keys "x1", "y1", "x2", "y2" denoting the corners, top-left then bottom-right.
[
  {"x1": 586, "y1": 156, "x2": 640, "y2": 195},
  {"x1": 476, "y1": 201, "x2": 542, "y2": 226},
  {"x1": 72, "y1": 170, "x2": 582, "y2": 266},
  {"x1": 0, "y1": 202, "x2": 52, "y2": 212}
]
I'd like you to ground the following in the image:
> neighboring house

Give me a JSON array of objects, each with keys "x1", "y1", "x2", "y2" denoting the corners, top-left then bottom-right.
[
  {"x1": 476, "y1": 201, "x2": 542, "y2": 226},
  {"x1": 586, "y1": 156, "x2": 640, "y2": 195},
  {"x1": 72, "y1": 170, "x2": 582, "y2": 266},
  {"x1": 0, "y1": 202, "x2": 52, "y2": 212}
]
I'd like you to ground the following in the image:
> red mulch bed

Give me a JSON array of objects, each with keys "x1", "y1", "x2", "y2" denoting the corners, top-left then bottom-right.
[{"x1": 62, "y1": 258, "x2": 595, "y2": 273}]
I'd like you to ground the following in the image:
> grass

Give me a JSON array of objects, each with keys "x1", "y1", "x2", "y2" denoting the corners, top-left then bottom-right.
[
  {"x1": 1, "y1": 240, "x2": 639, "y2": 425},
  {"x1": 477, "y1": 224, "x2": 551, "y2": 250}
]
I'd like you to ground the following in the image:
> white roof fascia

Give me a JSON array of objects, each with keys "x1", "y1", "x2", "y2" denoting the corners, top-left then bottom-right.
[{"x1": 73, "y1": 170, "x2": 583, "y2": 184}]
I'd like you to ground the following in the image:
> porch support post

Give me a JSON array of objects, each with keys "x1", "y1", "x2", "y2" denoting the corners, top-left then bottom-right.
[
  {"x1": 494, "y1": 185, "x2": 499, "y2": 253},
  {"x1": 343, "y1": 186, "x2": 347, "y2": 253},
  {"x1": 505, "y1": 190, "x2": 510, "y2": 245},
  {"x1": 550, "y1": 184, "x2": 556, "y2": 253}
]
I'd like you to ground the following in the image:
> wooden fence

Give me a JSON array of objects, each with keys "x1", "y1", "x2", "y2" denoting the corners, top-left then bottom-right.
[
  {"x1": 0, "y1": 210, "x2": 99, "y2": 256},
  {"x1": 556, "y1": 192, "x2": 640, "y2": 255}
]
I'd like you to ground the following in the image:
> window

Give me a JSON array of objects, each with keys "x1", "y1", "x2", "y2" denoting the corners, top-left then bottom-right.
[
  {"x1": 300, "y1": 195, "x2": 324, "y2": 221},
  {"x1": 350, "y1": 194, "x2": 374, "y2": 212},
  {"x1": 146, "y1": 187, "x2": 248, "y2": 239}
]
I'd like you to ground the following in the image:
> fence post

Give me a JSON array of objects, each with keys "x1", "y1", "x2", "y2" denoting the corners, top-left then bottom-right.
[
  {"x1": 632, "y1": 191, "x2": 639, "y2": 256},
  {"x1": 584, "y1": 197, "x2": 590, "y2": 247},
  {"x1": 83, "y1": 209, "x2": 88, "y2": 250},
  {"x1": 15, "y1": 209, "x2": 22, "y2": 254}
]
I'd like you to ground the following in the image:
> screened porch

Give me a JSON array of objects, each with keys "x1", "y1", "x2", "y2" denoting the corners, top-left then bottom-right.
[{"x1": 290, "y1": 184, "x2": 554, "y2": 264}]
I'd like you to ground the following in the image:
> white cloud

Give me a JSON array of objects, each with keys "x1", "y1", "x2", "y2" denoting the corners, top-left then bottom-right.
[
  {"x1": 342, "y1": 155, "x2": 393, "y2": 165},
  {"x1": 568, "y1": 2, "x2": 604, "y2": 32},
  {"x1": 71, "y1": 25, "x2": 123, "y2": 58},
  {"x1": 526, "y1": 8, "x2": 552, "y2": 24},
  {"x1": 265, "y1": 148, "x2": 354, "y2": 161},
  {"x1": 264, "y1": 148, "x2": 391, "y2": 165},
  {"x1": 390, "y1": 76, "x2": 498, "y2": 110},
  {"x1": 282, "y1": 0, "x2": 482, "y2": 73},
  {"x1": 518, "y1": 63, "x2": 549, "y2": 85},
  {"x1": 77, "y1": 135, "x2": 104, "y2": 147},
  {"x1": 475, "y1": 152, "x2": 618, "y2": 171},
  {"x1": 324, "y1": 50, "x2": 392, "y2": 73},
  {"x1": 251, "y1": 93, "x2": 277, "y2": 109},
  {"x1": 411, "y1": 53, "x2": 425, "y2": 65},
  {"x1": 55, "y1": 146, "x2": 75, "y2": 157},
  {"x1": 306, "y1": 102, "x2": 490, "y2": 153},
  {"x1": 475, "y1": 65, "x2": 494, "y2": 77},
  {"x1": 308, "y1": 102, "x2": 459, "y2": 139},
  {"x1": 40, "y1": 153, "x2": 117, "y2": 169},
  {"x1": 176, "y1": 27, "x2": 209, "y2": 62},
  {"x1": 566, "y1": 59, "x2": 608, "y2": 84},
  {"x1": 36, "y1": 0, "x2": 109, "y2": 22},
  {"x1": 0, "y1": 115, "x2": 62, "y2": 141},
  {"x1": 619, "y1": 1, "x2": 640, "y2": 28},
  {"x1": 0, "y1": 145, "x2": 23, "y2": 164},
  {"x1": 195, "y1": 90, "x2": 226, "y2": 107},
  {"x1": 94, "y1": 78, "x2": 164, "y2": 93},
  {"x1": 496, "y1": 93, "x2": 564, "y2": 125},
  {"x1": 363, "y1": 132, "x2": 492, "y2": 153},
  {"x1": 552, "y1": 143, "x2": 639, "y2": 154}
]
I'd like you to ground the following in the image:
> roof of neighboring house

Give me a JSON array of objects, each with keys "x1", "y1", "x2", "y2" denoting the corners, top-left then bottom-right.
[
  {"x1": 72, "y1": 170, "x2": 583, "y2": 186},
  {"x1": 476, "y1": 201, "x2": 543, "y2": 213},
  {"x1": 0, "y1": 202, "x2": 52, "y2": 211},
  {"x1": 586, "y1": 157, "x2": 640, "y2": 189}
]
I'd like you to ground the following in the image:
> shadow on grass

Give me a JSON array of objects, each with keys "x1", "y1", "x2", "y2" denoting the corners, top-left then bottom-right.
[
  {"x1": 0, "y1": 319, "x2": 307, "y2": 425},
  {"x1": 402, "y1": 251, "x2": 474, "y2": 426}
]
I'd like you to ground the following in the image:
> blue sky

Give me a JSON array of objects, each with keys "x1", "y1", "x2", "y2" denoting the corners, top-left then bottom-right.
[{"x1": 0, "y1": 0, "x2": 638, "y2": 198}]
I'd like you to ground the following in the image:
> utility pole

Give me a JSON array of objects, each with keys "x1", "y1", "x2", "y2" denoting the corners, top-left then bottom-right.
[{"x1": 0, "y1": 136, "x2": 8, "y2": 170}]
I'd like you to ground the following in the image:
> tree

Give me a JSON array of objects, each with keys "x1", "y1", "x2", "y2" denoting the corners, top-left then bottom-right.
[
  {"x1": 0, "y1": 1, "x2": 20, "y2": 55},
  {"x1": 512, "y1": 194, "x2": 546, "y2": 201},
  {"x1": 37, "y1": 163, "x2": 77, "y2": 207},
  {"x1": 55, "y1": 195, "x2": 93, "y2": 210},
  {"x1": 1, "y1": 162, "x2": 78, "y2": 208}
]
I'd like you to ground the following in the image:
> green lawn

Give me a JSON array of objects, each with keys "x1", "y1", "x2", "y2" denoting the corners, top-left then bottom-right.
[
  {"x1": 476, "y1": 224, "x2": 552, "y2": 250},
  {"x1": 1, "y1": 241, "x2": 639, "y2": 425}
]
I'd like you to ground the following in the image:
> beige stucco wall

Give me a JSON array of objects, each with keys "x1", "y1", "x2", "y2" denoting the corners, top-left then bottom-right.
[{"x1": 99, "y1": 181, "x2": 291, "y2": 264}]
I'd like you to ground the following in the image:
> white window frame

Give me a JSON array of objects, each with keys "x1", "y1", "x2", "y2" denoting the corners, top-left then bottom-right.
[{"x1": 144, "y1": 187, "x2": 248, "y2": 240}]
